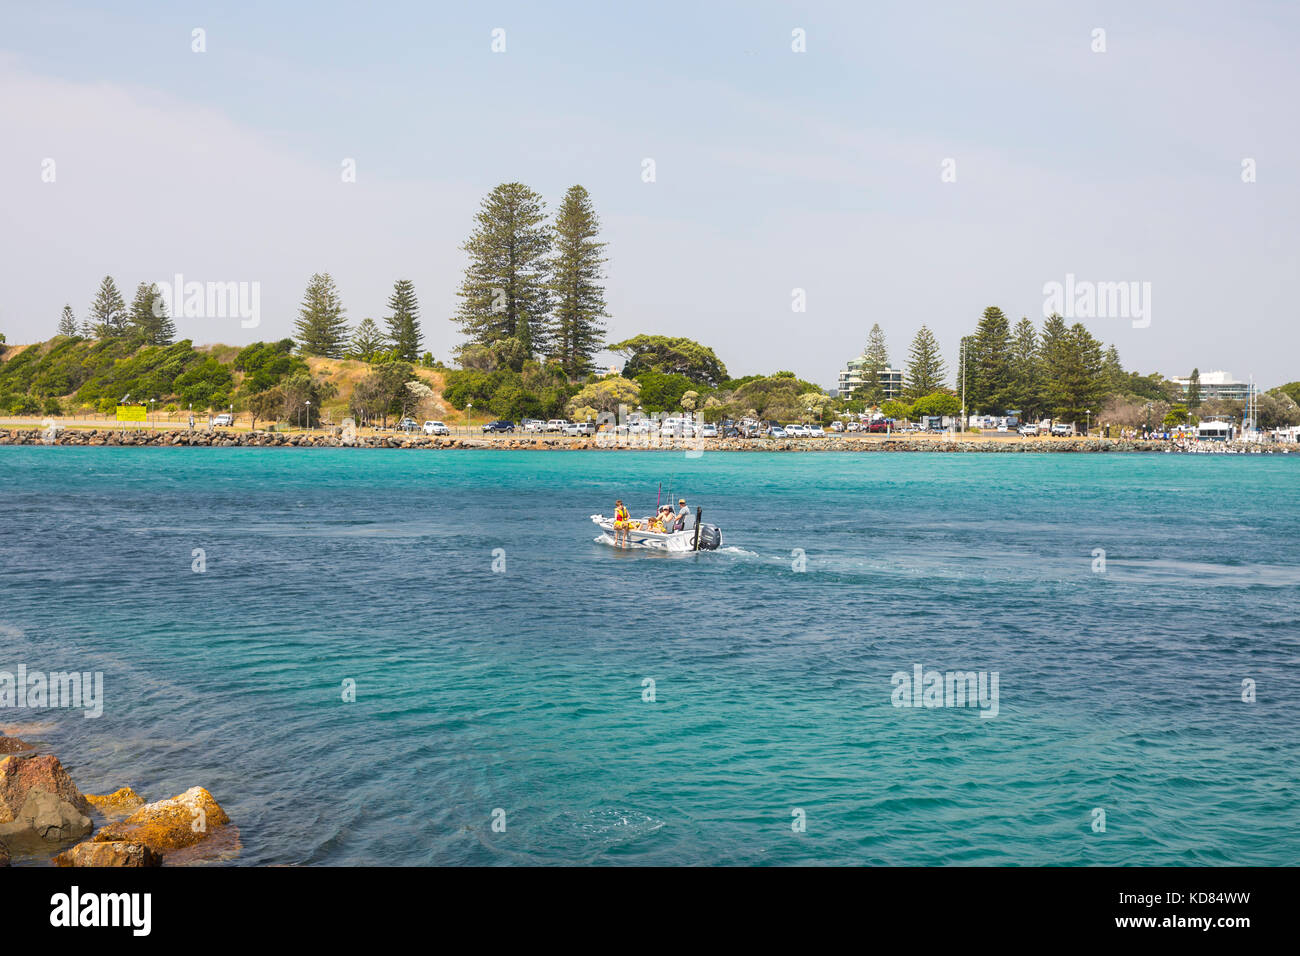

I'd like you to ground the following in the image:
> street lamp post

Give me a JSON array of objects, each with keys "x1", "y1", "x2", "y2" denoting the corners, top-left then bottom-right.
[
  {"x1": 305, "y1": 400, "x2": 311, "y2": 432},
  {"x1": 150, "y1": 398, "x2": 156, "y2": 430},
  {"x1": 959, "y1": 340, "x2": 966, "y2": 434},
  {"x1": 466, "y1": 402, "x2": 472, "y2": 436},
  {"x1": 1085, "y1": 408, "x2": 1091, "y2": 438}
]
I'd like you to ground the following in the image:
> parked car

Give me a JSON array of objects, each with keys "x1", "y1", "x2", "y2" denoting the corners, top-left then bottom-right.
[
  {"x1": 723, "y1": 426, "x2": 741, "y2": 438},
  {"x1": 397, "y1": 418, "x2": 419, "y2": 432},
  {"x1": 1018, "y1": 423, "x2": 1039, "y2": 436},
  {"x1": 700, "y1": 423, "x2": 718, "y2": 438},
  {"x1": 808, "y1": 425, "x2": 825, "y2": 437},
  {"x1": 522, "y1": 419, "x2": 546, "y2": 433},
  {"x1": 1051, "y1": 423, "x2": 1073, "y2": 437},
  {"x1": 846, "y1": 421, "x2": 862, "y2": 432},
  {"x1": 830, "y1": 421, "x2": 845, "y2": 432},
  {"x1": 867, "y1": 419, "x2": 890, "y2": 433},
  {"x1": 545, "y1": 419, "x2": 571, "y2": 432},
  {"x1": 422, "y1": 420, "x2": 449, "y2": 435},
  {"x1": 563, "y1": 421, "x2": 597, "y2": 436},
  {"x1": 213, "y1": 413, "x2": 234, "y2": 427},
  {"x1": 768, "y1": 426, "x2": 788, "y2": 438},
  {"x1": 482, "y1": 420, "x2": 515, "y2": 433}
]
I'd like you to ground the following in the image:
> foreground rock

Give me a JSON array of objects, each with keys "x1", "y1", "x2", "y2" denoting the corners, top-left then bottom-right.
[
  {"x1": 0, "y1": 736, "x2": 33, "y2": 755},
  {"x1": 94, "y1": 786, "x2": 231, "y2": 854},
  {"x1": 0, "y1": 840, "x2": 9, "y2": 866},
  {"x1": 54, "y1": 840, "x2": 160, "y2": 868},
  {"x1": 0, "y1": 790, "x2": 93, "y2": 843},
  {"x1": 0, "y1": 755, "x2": 92, "y2": 843}
]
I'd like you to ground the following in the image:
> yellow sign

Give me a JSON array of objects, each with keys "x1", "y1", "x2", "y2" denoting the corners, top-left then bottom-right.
[{"x1": 116, "y1": 404, "x2": 147, "y2": 422}]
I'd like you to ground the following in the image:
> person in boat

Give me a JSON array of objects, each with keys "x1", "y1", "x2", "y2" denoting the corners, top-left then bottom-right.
[
  {"x1": 672, "y1": 498, "x2": 690, "y2": 532},
  {"x1": 650, "y1": 505, "x2": 673, "y2": 533},
  {"x1": 613, "y1": 499, "x2": 630, "y2": 546}
]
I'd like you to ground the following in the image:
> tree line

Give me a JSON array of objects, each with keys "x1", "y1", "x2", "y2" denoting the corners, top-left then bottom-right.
[
  {"x1": 851, "y1": 309, "x2": 1300, "y2": 429},
  {"x1": 851, "y1": 309, "x2": 1170, "y2": 424}
]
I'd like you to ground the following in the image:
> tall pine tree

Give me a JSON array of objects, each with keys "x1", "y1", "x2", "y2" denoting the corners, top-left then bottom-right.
[
  {"x1": 452, "y1": 183, "x2": 551, "y2": 364},
  {"x1": 128, "y1": 282, "x2": 176, "y2": 345},
  {"x1": 58, "y1": 305, "x2": 78, "y2": 337},
  {"x1": 967, "y1": 306, "x2": 1012, "y2": 413},
  {"x1": 1187, "y1": 367, "x2": 1202, "y2": 409},
  {"x1": 384, "y1": 279, "x2": 422, "y2": 362},
  {"x1": 294, "y1": 273, "x2": 349, "y2": 357},
  {"x1": 1008, "y1": 317, "x2": 1041, "y2": 418},
  {"x1": 88, "y1": 276, "x2": 128, "y2": 339},
  {"x1": 1055, "y1": 324, "x2": 1107, "y2": 422},
  {"x1": 860, "y1": 323, "x2": 890, "y2": 403},
  {"x1": 1038, "y1": 313, "x2": 1070, "y2": 418},
  {"x1": 904, "y1": 325, "x2": 947, "y2": 399},
  {"x1": 1102, "y1": 345, "x2": 1126, "y2": 395},
  {"x1": 348, "y1": 318, "x2": 387, "y2": 362},
  {"x1": 548, "y1": 185, "x2": 609, "y2": 377}
]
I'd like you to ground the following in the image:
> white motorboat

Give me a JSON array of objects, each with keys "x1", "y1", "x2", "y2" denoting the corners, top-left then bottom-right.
[{"x1": 591, "y1": 513, "x2": 722, "y2": 551}]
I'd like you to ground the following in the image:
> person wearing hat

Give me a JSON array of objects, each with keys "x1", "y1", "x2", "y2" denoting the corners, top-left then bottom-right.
[{"x1": 672, "y1": 498, "x2": 690, "y2": 532}]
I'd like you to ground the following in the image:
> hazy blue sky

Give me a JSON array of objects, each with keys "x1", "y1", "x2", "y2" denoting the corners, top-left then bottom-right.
[{"x1": 2, "y1": 1, "x2": 1298, "y2": 387}]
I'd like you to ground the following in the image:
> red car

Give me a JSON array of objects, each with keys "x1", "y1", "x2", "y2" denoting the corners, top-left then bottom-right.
[{"x1": 867, "y1": 419, "x2": 892, "y2": 433}]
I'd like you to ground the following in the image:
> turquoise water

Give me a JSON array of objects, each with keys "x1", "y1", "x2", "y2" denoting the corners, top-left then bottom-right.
[{"x1": 1, "y1": 447, "x2": 1298, "y2": 865}]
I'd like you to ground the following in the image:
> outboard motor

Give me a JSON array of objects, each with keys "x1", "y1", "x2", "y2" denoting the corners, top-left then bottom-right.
[{"x1": 694, "y1": 522, "x2": 722, "y2": 551}]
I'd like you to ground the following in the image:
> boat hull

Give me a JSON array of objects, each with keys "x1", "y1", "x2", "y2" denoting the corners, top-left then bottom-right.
[{"x1": 591, "y1": 515, "x2": 722, "y2": 551}]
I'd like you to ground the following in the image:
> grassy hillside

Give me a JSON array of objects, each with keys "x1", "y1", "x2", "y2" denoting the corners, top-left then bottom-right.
[
  {"x1": 0, "y1": 335, "x2": 450, "y2": 422},
  {"x1": 302, "y1": 355, "x2": 449, "y2": 421}
]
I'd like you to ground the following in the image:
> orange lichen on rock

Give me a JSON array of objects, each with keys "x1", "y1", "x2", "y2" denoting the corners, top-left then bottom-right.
[
  {"x1": 85, "y1": 787, "x2": 146, "y2": 821},
  {"x1": 93, "y1": 786, "x2": 230, "y2": 852}
]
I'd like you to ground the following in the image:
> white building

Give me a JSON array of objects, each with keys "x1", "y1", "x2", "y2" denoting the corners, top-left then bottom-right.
[
  {"x1": 838, "y1": 357, "x2": 903, "y2": 401},
  {"x1": 1169, "y1": 370, "x2": 1254, "y2": 403},
  {"x1": 1195, "y1": 420, "x2": 1235, "y2": 441}
]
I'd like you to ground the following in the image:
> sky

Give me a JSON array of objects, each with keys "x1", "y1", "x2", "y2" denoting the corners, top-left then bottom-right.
[{"x1": 2, "y1": 0, "x2": 1298, "y2": 388}]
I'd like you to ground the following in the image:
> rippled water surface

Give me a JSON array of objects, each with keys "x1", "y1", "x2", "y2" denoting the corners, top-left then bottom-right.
[{"x1": 2, "y1": 447, "x2": 1298, "y2": 865}]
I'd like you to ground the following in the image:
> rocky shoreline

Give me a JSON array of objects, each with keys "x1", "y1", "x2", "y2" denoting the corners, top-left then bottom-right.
[
  {"x1": 2, "y1": 426, "x2": 1296, "y2": 454},
  {"x1": 0, "y1": 736, "x2": 234, "y2": 868}
]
